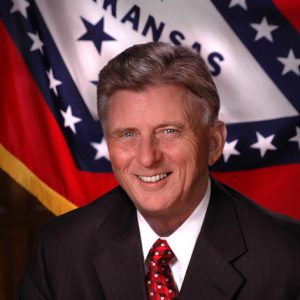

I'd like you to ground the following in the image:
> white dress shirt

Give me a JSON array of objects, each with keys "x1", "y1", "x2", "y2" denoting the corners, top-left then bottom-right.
[{"x1": 137, "y1": 179, "x2": 211, "y2": 290}]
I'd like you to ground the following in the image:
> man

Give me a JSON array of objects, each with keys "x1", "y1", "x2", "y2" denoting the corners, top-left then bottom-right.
[{"x1": 18, "y1": 42, "x2": 300, "y2": 299}]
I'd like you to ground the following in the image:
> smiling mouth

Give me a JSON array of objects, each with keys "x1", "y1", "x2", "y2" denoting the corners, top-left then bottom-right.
[{"x1": 137, "y1": 173, "x2": 170, "y2": 183}]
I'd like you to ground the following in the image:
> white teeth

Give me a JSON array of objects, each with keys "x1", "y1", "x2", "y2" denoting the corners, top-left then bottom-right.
[{"x1": 138, "y1": 173, "x2": 168, "y2": 183}]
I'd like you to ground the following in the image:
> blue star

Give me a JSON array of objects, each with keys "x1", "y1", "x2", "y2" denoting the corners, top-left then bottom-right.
[{"x1": 78, "y1": 17, "x2": 115, "y2": 54}]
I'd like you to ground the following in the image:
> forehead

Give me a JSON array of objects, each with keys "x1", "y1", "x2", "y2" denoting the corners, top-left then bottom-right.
[{"x1": 107, "y1": 84, "x2": 201, "y2": 126}]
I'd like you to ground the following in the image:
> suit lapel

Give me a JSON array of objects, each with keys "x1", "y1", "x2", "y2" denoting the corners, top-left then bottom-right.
[
  {"x1": 179, "y1": 178, "x2": 247, "y2": 299},
  {"x1": 92, "y1": 190, "x2": 148, "y2": 300}
]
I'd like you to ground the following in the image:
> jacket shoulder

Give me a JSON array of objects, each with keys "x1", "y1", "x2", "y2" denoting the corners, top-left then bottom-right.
[
  {"x1": 40, "y1": 186, "x2": 130, "y2": 244},
  {"x1": 218, "y1": 180, "x2": 300, "y2": 251}
]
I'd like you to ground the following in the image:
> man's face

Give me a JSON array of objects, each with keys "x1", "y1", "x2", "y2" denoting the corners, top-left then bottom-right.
[{"x1": 106, "y1": 84, "x2": 225, "y2": 220}]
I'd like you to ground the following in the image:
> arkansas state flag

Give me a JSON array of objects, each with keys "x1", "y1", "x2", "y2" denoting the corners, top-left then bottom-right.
[{"x1": 0, "y1": 0, "x2": 299, "y2": 219}]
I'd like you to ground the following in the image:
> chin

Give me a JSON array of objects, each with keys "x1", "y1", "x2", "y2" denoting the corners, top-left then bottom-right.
[{"x1": 135, "y1": 198, "x2": 174, "y2": 216}]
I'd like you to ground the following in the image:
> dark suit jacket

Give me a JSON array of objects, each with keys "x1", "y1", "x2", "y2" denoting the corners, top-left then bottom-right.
[{"x1": 18, "y1": 178, "x2": 300, "y2": 299}]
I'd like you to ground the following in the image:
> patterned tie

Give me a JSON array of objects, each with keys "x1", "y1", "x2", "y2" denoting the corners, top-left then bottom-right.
[{"x1": 146, "y1": 238, "x2": 178, "y2": 300}]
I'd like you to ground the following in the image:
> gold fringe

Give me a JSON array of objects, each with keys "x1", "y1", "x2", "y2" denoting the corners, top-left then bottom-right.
[{"x1": 0, "y1": 144, "x2": 77, "y2": 215}]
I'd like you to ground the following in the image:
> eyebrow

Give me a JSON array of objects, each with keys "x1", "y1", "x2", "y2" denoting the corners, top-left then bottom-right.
[
  {"x1": 109, "y1": 122, "x2": 185, "y2": 136},
  {"x1": 109, "y1": 127, "x2": 137, "y2": 136},
  {"x1": 155, "y1": 122, "x2": 184, "y2": 129}
]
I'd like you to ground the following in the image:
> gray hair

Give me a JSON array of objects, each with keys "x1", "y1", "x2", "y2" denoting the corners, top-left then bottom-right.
[{"x1": 97, "y1": 42, "x2": 220, "y2": 128}]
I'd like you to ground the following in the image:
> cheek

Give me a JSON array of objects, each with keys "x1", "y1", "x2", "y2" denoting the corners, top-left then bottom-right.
[
  {"x1": 164, "y1": 141, "x2": 193, "y2": 169},
  {"x1": 108, "y1": 143, "x2": 132, "y2": 170},
  {"x1": 178, "y1": 136, "x2": 209, "y2": 173}
]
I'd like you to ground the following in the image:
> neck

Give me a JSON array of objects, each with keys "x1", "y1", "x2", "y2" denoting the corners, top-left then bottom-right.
[
  {"x1": 147, "y1": 217, "x2": 186, "y2": 237},
  {"x1": 140, "y1": 199, "x2": 201, "y2": 237},
  {"x1": 138, "y1": 177, "x2": 210, "y2": 236}
]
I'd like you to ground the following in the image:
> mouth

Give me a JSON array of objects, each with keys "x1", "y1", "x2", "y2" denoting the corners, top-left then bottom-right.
[{"x1": 137, "y1": 173, "x2": 171, "y2": 183}]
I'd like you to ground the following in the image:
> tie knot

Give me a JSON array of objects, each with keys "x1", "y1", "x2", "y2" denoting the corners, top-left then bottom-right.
[{"x1": 149, "y1": 239, "x2": 175, "y2": 265}]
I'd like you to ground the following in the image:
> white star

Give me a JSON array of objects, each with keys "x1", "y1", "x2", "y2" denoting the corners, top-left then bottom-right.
[
  {"x1": 91, "y1": 138, "x2": 110, "y2": 161},
  {"x1": 277, "y1": 49, "x2": 300, "y2": 76},
  {"x1": 28, "y1": 32, "x2": 44, "y2": 54},
  {"x1": 10, "y1": 0, "x2": 30, "y2": 18},
  {"x1": 250, "y1": 17, "x2": 279, "y2": 42},
  {"x1": 223, "y1": 139, "x2": 240, "y2": 162},
  {"x1": 229, "y1": 0, "x2": 247, "y2": 10},
  {"x1": 250, "y1": 132, "x2": 277, "y2": 157},
  {"x1": 289, "y1": 126, "x2": 300, "y2": 150},
  {"x1": 47, "y1": 68, "x2": 62, "y2": 96},
  {"x1": 60, "y1": 106, "x2": 82, "y2": 134}
]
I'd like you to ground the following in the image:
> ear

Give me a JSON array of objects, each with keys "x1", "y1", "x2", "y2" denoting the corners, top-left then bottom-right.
[{"x1": 208, "y1": 121, "x2": 227, "y2": 166}]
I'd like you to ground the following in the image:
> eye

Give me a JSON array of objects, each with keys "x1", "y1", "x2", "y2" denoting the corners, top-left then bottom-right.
[
  {"x1": 157, "y1": 128, "x2": 180, "y2": 138},
  {"x1": 163, "y1": 128, "x2": 176, "y2": 134},
  {"x1": 121, "y1": 131, "x2": 134, "y2": 138}
]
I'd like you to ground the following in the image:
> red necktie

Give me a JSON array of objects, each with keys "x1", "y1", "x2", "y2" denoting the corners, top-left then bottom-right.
[{"x1": 146, "y1": 238, "x2": 178, "y2": 300}]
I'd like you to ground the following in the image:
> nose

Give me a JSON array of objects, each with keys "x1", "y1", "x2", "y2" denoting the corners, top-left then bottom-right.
[{"x1": 135, "y1": 135, "x2": 162, "y2": 167}]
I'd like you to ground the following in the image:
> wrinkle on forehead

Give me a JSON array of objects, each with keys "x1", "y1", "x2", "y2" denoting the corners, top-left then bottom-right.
[{"x1": 106, "y1": 84, "x2": 208, "y2": 134}]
